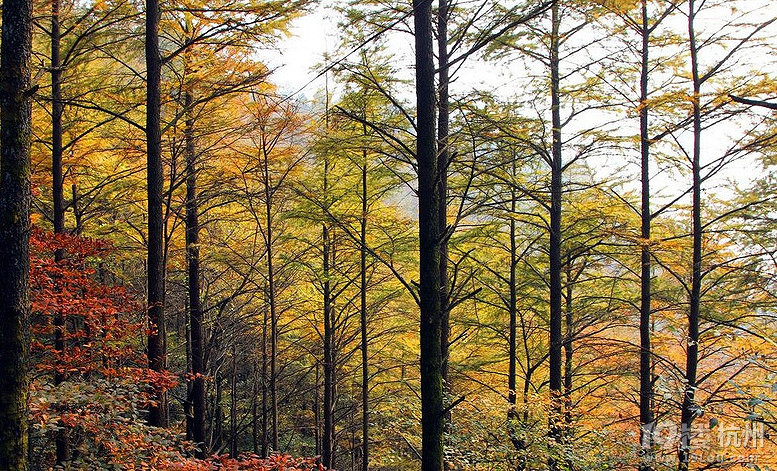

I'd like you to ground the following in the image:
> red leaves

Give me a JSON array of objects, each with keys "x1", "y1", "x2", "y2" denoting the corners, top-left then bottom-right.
[
  {"x1": 197, "y1": 453, "x2": 326, "y2": 471},
  {"x1": 30, "y1": 226, "x2": 144, "y2": 377},
  {"x1": 27, "y1": 228, "x2": 323, "y2": 470}
]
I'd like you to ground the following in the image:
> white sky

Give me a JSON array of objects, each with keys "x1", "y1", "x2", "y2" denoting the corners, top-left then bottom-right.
[{"x1": 263, "y1": 1, "x2": 776, "y2": 206}]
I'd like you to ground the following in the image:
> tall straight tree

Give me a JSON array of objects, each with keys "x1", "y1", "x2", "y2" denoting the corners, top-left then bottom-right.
[
  {"x1": 0, "y1": 0, "x2": 33, "y2": 468},
  {"x1": 547, "y1": 3, "x2": 564, "y2": 465},
  {"x1": 50, "y1": 0, "x2": 69, "y2": 462},
  {"x1": 637, "y1": 1, "x2": 654, "y2": 466},
  {"x1": 675, "y1": 1, "x2": 775, "y2": 468},
  {"x1": 146, "y1": 0, "x2": 168, "y2": 428},
  {"x1": 437, "y1": 0, "x2": 451, "y2": 392},
  {"x1": 414, "y1": 0, "x2": 444, "y2": 469},
  {"x1": 183, "y1": 89, "x2": 206, "y2": 455}
]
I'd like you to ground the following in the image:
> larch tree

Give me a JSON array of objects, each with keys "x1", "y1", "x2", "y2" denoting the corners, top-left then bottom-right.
[{"x1": 413, "y1": 0, "x2": 445, "y2": 470}]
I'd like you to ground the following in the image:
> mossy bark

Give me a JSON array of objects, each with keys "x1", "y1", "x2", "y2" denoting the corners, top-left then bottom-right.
[{"x1": 0, "y1": 0, "x2": 33, "y2": 469}]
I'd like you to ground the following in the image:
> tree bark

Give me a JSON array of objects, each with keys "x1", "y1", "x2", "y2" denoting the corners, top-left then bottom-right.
[
  {"x1": 323, "y1": 220, "x2": 335, "y2": 470},
  {"x1": 437, "y1": 0, "x2": 451, "y2": 397},
  {"x1": 678, "y1": 1, "x2": 701, "y2": 468},
  {"x1": 0, "y1": 0, "x2": 33, "y2": 469},
  {"x1": 360, "y1": 144, "x2": 370, "y2": 471},
  {"x1": 638, "y1": 1, "x2": 654, "y2": 469},
  {"x1": 50, "y1": 0, "x2": 70, "y2": 461},
  {"x1": 261, "y1": 299, "x2": 269, "y2": 457},
  {"x1": 414, "y1": 0, "x2": 444, "y2": 469},
  {"x1": 146, "y1": 0, "x2": 168, "y2": 428},
  {"x1": 548, "y1": 3, "x2": 564, "y2": 468},
  {"x1": 260, "y1": 130, "x2": 280, "y2": 453},
  {"x1": 563, "y1": 263, "x2": 573, "y2": 428},
  {"x1": 230, "y1": 344, "x2": 238, "y2": 458},
  {"x1": 185, "y1": 91, "x2": 207, "y2": 455}
]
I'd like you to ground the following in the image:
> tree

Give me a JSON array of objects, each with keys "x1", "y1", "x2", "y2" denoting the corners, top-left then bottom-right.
[
  {"x1": 145, "y1": 0, "x2": 168, "y2": 428},
  {"x1": 413, "y1": 0, "x2": 444, "y2": 470},
  {"x1": 0, "y1": 0, "x2": 34, "y2": 468}
]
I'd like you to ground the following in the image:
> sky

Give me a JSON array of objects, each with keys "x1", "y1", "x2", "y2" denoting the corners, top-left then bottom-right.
[
  {"x1": 264, "y1": 3, "x2": 340, "y2": 98},
  {"x1": 262, "y1": 1, "x2": 776, "y2": 203}
]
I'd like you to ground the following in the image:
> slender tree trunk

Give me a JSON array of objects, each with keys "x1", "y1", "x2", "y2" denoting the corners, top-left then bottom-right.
[
  {"x1": 146, "y1": 0, "x2": 168, "y2": 428},
  {"x1": 314, "y1": 361, "x2": 321, "y2": 458},
  {"x1": 360, "y1": 146, "x2": 370, "y2": 471},
  {"x1": 50, "y1": 0, "x2": 70, "y2": 461},
  {"x1": 548, "y1": 3, "x2": 564, "y2": 468},
  {"x1": 230, "y1": 344, "x2": 238, "y2": 458},
  {"x1": 261, "y1": 145, "x2": 279, "y2": 452},
  {"x1": 215, "y1": 376, "x2": 223, "y2": 451},
  {"x1": 261, "y1": 299, "x2": 269, "y2": 457},
  {"x1": 437, "y1": 0, "x2": 451, "y2": 396},
  {"x1": 185, "y1": 297, "x2": 193, "y2": 440},
  {"x1": 679, "y1": 1, "x2": 701, "y2": 469},
  {"x1": 71, "y1": 184, "x2": 82, "y2": 235},
  {"x1": 252, "y1": 363, "x2": 258, "y2": 453},
  {"x1": 507, "y1": 173, "x2": 527, "y2": 471},
  {"x1": 323, "y1": 220, "x2": 334, "y2": 470},
  {"x1": 185, "y1": 91, "x2": 207, "y2": 455},
  {"x1": 0, "y1": 0, "x2": 33, "y2": 468},
  {"x1": 563, "y1": 264, "x2": 572, "y2": 425},
  {"x1": 638, "y1": 1, "x2": 654, "y2": 468},
  {"x1": 51, "y1": 0, "x2": 64, "y2": 245},
  {"x1": 414, "y1": 0, "x2": 444, "y2": 469}
]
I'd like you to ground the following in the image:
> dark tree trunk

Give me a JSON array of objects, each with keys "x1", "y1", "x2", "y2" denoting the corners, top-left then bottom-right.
[
  {"x1": 638, "y1": 1, "x2": 654, "y2": 469},
  {"x1": 322, "y1": 217, "x2": 335, "y2": 470},
  {"x1": 230, "y1": 344, "x2": 238, "y2": 458},
  {"x1": 507, "y1": 170, "x2": 527, "y2": 471},
  {"x1": 563, "y1": 264, "x2": 573, "y2": 428},
  {"x1": 437, "y1": 0, "x2": 451, "y2": 396},
  {"x1": 185, "y1": 91, "x2": 207, "y2": 456},
  {"x1": 360, "y1": 146, "x2": 370, "y2": 471},
  {"x1": 146, "y1": 0, "x2": 168, "y2": 428},
  {"x1": 51, "y1": 0, "x2": 64, "y2": 244},
  {"x1": 0, "y1": 0, "x2": 33, "y2": 468},
  {"x1": 314, "y1": 361, "x2": 321, "y2": 458},
  {"x1": 252, "y1": 363, "x2": 258, "y2": 454},
  {"x1": 679, "y1": 1, "x2": 701, "y2": 469},
  {"x1": 71, "y1": 184, "x2": 82, "y2": 235},
  {"x1": 548, "y1": 4, "x2": 564, "y2": 467},
  {"x1": 261, "y1": 300, "x2": 269, "y2": 457},
  {"x1": 414, "y1": 0, "x2": 444, "y2": 469},
  {"x1": 214, "y1": 376, "x2": 223, "y2": 451},
  {"x1": 259, "y1": 141, "x2": 279, "y2": 453},
  {"x1": 51, "y1": 0, "x2": 70, "y2": 461}
]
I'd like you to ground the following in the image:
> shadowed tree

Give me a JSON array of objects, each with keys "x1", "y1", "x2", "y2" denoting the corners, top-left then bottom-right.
[{"x1": 0, "y1": 0, "x2": 34, "y2": 468}]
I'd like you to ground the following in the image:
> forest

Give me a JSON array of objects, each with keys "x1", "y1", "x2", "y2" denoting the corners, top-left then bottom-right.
[{"x1": 0, "y1": 0, "x2": 776, "y2": 470}]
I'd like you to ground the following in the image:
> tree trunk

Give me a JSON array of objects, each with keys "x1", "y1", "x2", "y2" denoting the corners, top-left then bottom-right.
[
  {"x1": 230, "y1": 344, "x2": 238, "y2": 458},
  {"x1": 437, "y1": 0, "x2": 451, "y2": 397},
  {"x1": 679, "y1": 1, "x2": 701, "y2": 468},
  {"x1": 51, "y1": 0, "x2": 70, "y2": 461},
  {"x1": 146, "y1": 0, "x2": 168, "y2": 428},
  {"x1": 548, "y1": 3, "x2": 564, "y2": 468},
  {"x1": 71, "y1": 184, "x2": 82, "y2": 235},
  {"x1": 563, "y1": 264, "x2": 573, "y2": 427},
  {"x1": 185, "y1": 90, "x2": 207, "y2": 455},
  {"x1": 261, "y1": 142, "x2": 279, "y2": 452},
  {"x1": 0, "y1": 0, "x2": 33, "y2": 468},
  {"x1": 314, "y1": 361, "x2": 321, "y2": 458},
  {"x1": 360, "y1": 146, "x2": 370, "y2": 471},
  {"x1": 322, "y1": 215, "x2": 335, "y2": 470},
  {"x1": 638, "y1": 1, "x2": 654, "y2": 469},
  {"x1": 414, "y1": 0, "x2": 444, "y2": 468},
  {"x1": 261, "y1": 299, "x2": 269, "y2": 457},
  {"x1": 507, "y1": 171, "x2": 527, "y2": 471}
]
